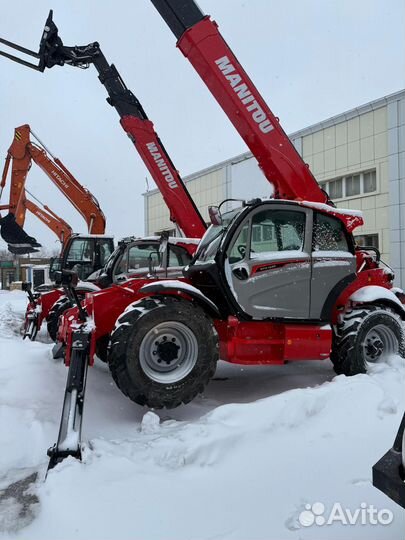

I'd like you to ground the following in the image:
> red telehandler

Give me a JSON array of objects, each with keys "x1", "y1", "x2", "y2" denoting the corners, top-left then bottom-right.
[{"x1": 1, "y1": 2, "x2": 404, "y2": 478}]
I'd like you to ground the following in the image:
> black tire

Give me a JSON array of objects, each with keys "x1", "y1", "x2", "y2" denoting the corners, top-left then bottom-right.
[
  {"x1": 46, "y1": 296, "x2": 72, "y2": 342},
  {"x1": 331, "y1": 305, "x2": 405, "y2": 376},
  {"x1": 108, "y1": 296, "x2": 219, "y2": 409}
]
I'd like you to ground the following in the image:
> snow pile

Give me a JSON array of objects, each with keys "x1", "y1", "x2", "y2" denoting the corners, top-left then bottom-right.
[
  {"x1": 0, "y1": 292, "x2": 26, "y2": 338},
  {"x1": 0, "y1": 291, "x2": 404, "y2": 540}
]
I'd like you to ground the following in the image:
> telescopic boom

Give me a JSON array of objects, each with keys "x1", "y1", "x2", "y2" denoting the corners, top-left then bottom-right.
[{"x1": 150, "y1": 0, "x2": 329, "y2": 204}]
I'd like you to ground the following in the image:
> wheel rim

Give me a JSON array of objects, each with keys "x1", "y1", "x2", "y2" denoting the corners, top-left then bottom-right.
[
  {"x1": 139, "y1": 321, "x2": 198, "y2": 384},
  {"x1": 362, "y1": 324, "x2": 399, "y2": 365}
]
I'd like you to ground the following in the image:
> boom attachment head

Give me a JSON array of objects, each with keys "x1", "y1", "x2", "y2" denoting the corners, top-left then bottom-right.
[{"x1": 0, "y1": 11, "x2": 99, "y2": 72}]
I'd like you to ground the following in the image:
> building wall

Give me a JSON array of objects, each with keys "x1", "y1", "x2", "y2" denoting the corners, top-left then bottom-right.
[{"x1": 387, "y1": 95, "x2": 405, "y2": 288}]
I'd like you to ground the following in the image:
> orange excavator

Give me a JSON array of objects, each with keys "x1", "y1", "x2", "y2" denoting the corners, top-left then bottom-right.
[
  {"x1": 0, "y1": 124, "x2": 114, "y2": 275},
  {"x1": 0, "y1": 124, "x2": 108, "y2": 256}
]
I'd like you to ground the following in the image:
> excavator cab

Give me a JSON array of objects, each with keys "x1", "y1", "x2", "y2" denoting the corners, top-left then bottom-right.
[{"x1": 52, "y1": 235, "x2": 114, "y2": 282}]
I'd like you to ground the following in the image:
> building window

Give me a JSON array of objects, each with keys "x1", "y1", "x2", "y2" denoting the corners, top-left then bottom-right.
[
  {"x1": 328, "y1": 178, "x2": 343, "y2": 199},
  {"x1": 320, "y1": 169, "x2": 377, "y2": 200},
  {"x1": 345, "y1": 174, "x2": 361, "y2": 197},
  {"x1": 363, "y1": 170, "x2": 377, "y2": 193},
  {"x1": 355, "y1": 234, "x2": 379, "y2": 249}
]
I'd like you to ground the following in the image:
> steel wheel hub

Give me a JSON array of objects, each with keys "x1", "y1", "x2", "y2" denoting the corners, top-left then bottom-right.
[
  {"x1": 363, "y1": 324, "x2": 398, "y2": 364},
  {"x1": 139, "y1": 321, "x2": 198, "y2": 383}
]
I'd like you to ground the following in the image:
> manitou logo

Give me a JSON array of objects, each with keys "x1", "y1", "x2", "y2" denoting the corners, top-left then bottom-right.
[
  {"x1": 51, "y1": 170, "x2": 69, "y2": 189},
  {"x1": 146, "y1": 143, "x2": 178, "y2": 189},
  {"x1": 215, "y1": 56, "x2": 274, "y2": 134}
]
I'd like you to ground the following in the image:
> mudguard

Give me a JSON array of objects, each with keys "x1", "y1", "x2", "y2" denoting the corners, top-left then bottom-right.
[
  {"x1": 349, "y1": 285, "x2": 405, "y2": 317},
  {"x1": 140, "y1": 280, "x2": 220, "y2": 317}
]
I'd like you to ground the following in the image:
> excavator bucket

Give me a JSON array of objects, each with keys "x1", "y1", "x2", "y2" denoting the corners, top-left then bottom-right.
[
  {"x1": 0, "y1": 213, "x2": 41, "y2": 254},
  {"x1": 0, "y1": 11, "x2": 59, "y2": 72}
]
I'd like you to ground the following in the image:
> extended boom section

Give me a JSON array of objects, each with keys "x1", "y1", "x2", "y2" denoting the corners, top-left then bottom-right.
[
  {"x1": 0, "y1": 13, "x2": 206, "y2": 238},
  {"x1": 150, "y1": 0, "x2": 328, "y2": 204}
]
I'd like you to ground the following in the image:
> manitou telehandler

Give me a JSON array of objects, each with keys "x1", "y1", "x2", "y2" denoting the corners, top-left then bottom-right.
[{"x1": 1, "y1": 1, "x2": 404, "y2": 471}]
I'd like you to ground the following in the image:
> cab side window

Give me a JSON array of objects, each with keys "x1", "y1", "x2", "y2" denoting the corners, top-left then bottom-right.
[
  {"x1": 168, "y1": 245, "x2": 192, "y2": 267},
  {"x1": 67, "y1": 239, "x2": 94, "y2": 262},
  {"x1": 312, "y1": 213, "x2": 350, "y2": 252},
  {"x1": 250, "y1": 210, "x2": 305, "y2": 256},
  {"x1": 228, "y1": 225, "x2": 249, "y2": 264},
  {"x1": 127, "y1": 244, "x2": 159, "y2": 272},
  {"x1": 99, "y1": 240, "x2": 113, "y2": 266}
]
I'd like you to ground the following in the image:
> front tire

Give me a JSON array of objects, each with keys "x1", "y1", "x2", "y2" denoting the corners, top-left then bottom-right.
[
  {"x1": 331, "y1": 305, "x2": 405, "y2": 375},
  {"x1": 46, "y1": 296, "x2": 72, "y2": 342},
  {"x1": 108, "y1": 296, "x2": 218, "y2": 409}
]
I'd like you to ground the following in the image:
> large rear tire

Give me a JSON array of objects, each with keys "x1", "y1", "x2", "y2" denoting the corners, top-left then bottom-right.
[
  {"x1": 108, "y1": 296, "x2": 219, "y2": 409},
  {"x1": 331, "y1": 305, "x2": 405, "y2": 375}
]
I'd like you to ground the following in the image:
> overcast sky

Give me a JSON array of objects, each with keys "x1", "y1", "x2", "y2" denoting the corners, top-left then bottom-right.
[{"x1": 1, "y1": 0, "x2": 404, "y2": 250}]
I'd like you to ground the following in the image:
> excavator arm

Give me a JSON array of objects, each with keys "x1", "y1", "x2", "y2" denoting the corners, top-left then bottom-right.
[
  {"x1": 22, "y1": 195, "x2": 73, "y2": 245},
  {"x1": 0, "y1": 12, "x2": 206, "y2": 239},
  {"x1": 7, "y1": 125, "x2": 106, "y2": 233},
  {"x1": 149, "y1": 0, "x2": 329, "y2": 204}
]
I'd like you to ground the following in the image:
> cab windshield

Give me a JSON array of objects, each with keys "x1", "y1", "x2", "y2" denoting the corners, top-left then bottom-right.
[{"x1": 195, "y1": 208, "x2": 242, "y2": 263}]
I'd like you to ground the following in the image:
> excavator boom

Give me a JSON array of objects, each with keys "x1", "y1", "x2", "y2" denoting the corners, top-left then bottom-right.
[
  {"x1": 150, "y1": 0, "x2": 328, "y2": 204},
  {"x1": 0, "y1": 12, "x2": 206, "y2": 239},
  {"x1": 8, "y1": 125, "x2": 106, "y2": 233}
]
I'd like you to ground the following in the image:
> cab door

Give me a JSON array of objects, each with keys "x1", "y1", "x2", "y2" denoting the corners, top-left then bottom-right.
[
  {"x1": 225, "y1": 206, "x2": 312, "y2": 319},
  {"x1": 310, "y1": 212, "x2": 356, "y2": 319}
]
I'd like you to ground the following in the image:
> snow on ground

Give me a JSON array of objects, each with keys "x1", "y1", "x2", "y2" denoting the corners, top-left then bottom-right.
[{"x1": 0, "y1": 290, "x2": 404, "y2": 540}]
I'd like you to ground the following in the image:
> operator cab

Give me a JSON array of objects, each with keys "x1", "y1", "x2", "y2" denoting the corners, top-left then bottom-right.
[
  {"x1": 50, "y1": 235, "x2": 115, "y2": 282},
  {"x1": 186, "y1": 199, "x2": 357, "y2": 321},
  {"x1": 98, "y1": 236, "x2": 195, "y2": 287}
]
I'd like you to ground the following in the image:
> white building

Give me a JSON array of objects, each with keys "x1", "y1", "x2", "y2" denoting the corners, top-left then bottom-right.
[{"x1": 144, "y1": 90, "x2": 405, "y2": 287}]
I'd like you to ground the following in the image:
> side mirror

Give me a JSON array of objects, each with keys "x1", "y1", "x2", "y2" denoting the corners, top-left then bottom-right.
[
  {"x1": 96, "y1": 272, "x2": 111, "y2": 289},
  {"x1": 54, "y1": 269, "x2": 79, "y2": 288},
  {"x1": 61, "y1": 269, "x2": 79, "y2": 288},
  {"x1": 49, "y1": 257, "x2": 62, "y2": 281},
  {"x1": 208, "y1": 206, "x2": 222, "y2": 226},
  {"x1": 21, "y1": 281, "x2": 32, "y2": 292},
  {"x1": 148, "y1": 251, "x2": 161, "y2": 274}
]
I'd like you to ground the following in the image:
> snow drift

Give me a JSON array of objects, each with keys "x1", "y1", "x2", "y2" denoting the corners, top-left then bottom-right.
[{"x1": 0, "y1": 291, "x2": 404, "y2": 540}]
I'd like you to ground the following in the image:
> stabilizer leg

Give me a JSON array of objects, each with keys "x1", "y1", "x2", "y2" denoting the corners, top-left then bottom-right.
[{"x1": 47, "y1": 332, "x2": 89, "y2": 472}]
